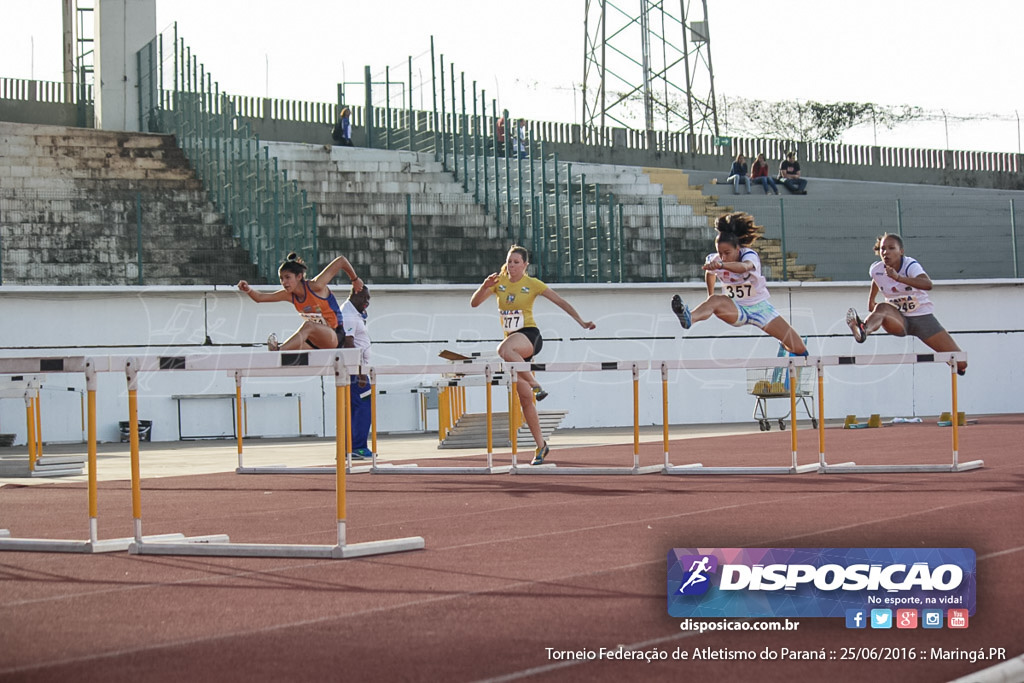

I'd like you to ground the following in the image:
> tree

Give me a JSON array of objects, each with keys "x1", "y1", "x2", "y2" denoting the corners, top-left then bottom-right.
[{"x1": 721, "y1": 97, "x2": 923, "y2": 143}]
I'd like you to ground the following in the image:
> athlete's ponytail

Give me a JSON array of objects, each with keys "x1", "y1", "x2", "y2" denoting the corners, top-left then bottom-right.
[
  {"x1": 714, "y1": 212, "x2": 762, "y2": 248},
  {"x1": 278, "y1": 252, "x2": 308, "y2": 277}
]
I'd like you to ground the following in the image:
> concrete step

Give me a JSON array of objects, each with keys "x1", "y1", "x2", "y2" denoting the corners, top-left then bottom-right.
[
  {"x1": 439, "y1": 410, "x2": 568, "y2": 449},
  {"x1": 0, "y1": 454, "x2": 86, "y2": 478}
]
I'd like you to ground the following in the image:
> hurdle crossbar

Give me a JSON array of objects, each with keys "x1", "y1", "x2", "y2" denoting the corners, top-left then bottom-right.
[
  {"x1": 658, "y1": 357, "x2": 821, "y2": 475},
  {"x1": 505, "y1": 360, "x2": 662, "y2": 475},
  {"x1": 814, "y1": 352, "x2": 982, "y2": 474}
]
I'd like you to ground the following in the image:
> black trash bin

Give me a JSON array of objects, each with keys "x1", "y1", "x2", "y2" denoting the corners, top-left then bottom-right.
[{"x1": 118, "y1": 420, "x2": 152, "y2": 443}]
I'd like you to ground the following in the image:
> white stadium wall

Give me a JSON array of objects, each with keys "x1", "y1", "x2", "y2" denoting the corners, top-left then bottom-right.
[{"x1": 0, "y1": 280, "x2": 1021, "y2": 445}]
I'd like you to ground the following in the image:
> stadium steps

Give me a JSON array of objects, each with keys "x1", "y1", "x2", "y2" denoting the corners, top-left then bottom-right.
[
  {"x1": 439, "y1": 409, "x2": 568, "y2": 449},
  {"x1": 0, "y1": 121, "x2": 256, "y2": 285}
]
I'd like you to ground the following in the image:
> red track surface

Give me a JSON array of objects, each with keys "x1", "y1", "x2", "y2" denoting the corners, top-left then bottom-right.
[{"x1": 1, "y1": 416, "x2": 1022, "y2": 682}]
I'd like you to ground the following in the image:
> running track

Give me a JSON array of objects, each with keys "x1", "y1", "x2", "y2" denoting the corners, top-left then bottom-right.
[{"x1": 1, "y1": 416, "x2": 1022, "y2": 682}]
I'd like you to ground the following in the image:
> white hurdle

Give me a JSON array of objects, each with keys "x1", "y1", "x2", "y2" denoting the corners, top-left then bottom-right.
[
  {"x1": 660, "y1": 356, "x2": 823, "y2": 475},
  {"x1": 0, "y1": 351, "x2": 424, "y2": 558},
  {"x1": 370, "y1": 362, "x2": 514, "y2": 474},
  {"x1": 0, "y1": 357, "x2": 209, "y2": 553},
  {"x1": 507, "y1": 360, "x2": 663, "y2": 475},
  {"x1": 106, "y1": 349, "x2": 423, "y2": 558},
  {"x1": 229, "y1": 356, "x2": 374, "y2": 475},
  {"x1": 815, "y1": 352, "x2": 982, "y2": 474}
]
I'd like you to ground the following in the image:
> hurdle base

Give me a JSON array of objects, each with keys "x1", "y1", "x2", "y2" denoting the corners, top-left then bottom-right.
[
  {"x1": 0, "y1": 532, "x2": 210, "y2": 554},
  {"x1": 819, "y1": 460, "x2": 984, "y2": 474},
  {"x1": 236, "y1": 464, "x2": 376, "y2": 475},
  {"x1": 663, "y1": 463, "x2": 819, "y2": 475},
  {"x1": 238, "y1": 465, "x2": 331, "y2": 475},
  {"x1": 372, "y1": 464, "x2": 512, "y2": 475},
  {"x1": 511, "y1": 463, "x2": 662, "y2": 475},
  {"x1": 129, "y1": 536, "x2": 425, "y2": 559},
  {"x1": 815, "y1": 460, "x2": 857, "y2": 472},
  {"x1": 662, "y1": 463, "x2": 705, "y2": 472},
  {"x1": 0, "y1": 529, "x2": 9, "y2": 538}
]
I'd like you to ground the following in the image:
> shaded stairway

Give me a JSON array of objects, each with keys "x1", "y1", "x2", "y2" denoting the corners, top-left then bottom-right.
[
  {"x1": 0, "y1": 122, "x2": 257, "y2": 285},
  {"x1": 439, "y1": 410, "x2": 568, "y2": 449}
]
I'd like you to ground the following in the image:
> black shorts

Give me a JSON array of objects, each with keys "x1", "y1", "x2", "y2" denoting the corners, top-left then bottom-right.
[
  {"x1": 899, "y1": 313, "x2": 945, "y2": 341},
  {"x1": 512, "y1": 326, "x2": 543, "y2": 361},
  {"x1": 306, "y1": 326, "x2": 345, "y2": 350}
]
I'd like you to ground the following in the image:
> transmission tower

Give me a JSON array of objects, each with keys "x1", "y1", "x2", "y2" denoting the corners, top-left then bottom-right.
[{"x1": 582, "y1": 0, "x2": 719, "y2": 139}]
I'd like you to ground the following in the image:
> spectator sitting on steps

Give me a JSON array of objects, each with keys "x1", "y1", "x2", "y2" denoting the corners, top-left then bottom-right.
[
  {"x1": 751, "y1": 153, "x2": 780, "y2": 195},
  {"x1": 778, "y1": 150, "x2": 808, "y2": 194},
  {"x1": 714, "y1": 153, "x2": 752, "y2": 194}
]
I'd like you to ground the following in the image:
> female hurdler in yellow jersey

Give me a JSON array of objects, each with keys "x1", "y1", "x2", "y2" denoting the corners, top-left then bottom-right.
[
  {"x1": 237, "y1": 252, "x2": 363, "y2": 351},
  {"x1": 471, "y1": 245, "x2": 596, "y2": 466}
]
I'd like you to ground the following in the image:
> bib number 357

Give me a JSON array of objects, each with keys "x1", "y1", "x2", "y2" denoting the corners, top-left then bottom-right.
[{"x1": 725, "y1": 284, "x2": 753, "y2": 299}]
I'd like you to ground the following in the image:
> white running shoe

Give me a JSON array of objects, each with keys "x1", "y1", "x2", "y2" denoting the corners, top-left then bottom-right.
[{"x1": 845, "y1": 308, "x2": 866, "y2": 343}]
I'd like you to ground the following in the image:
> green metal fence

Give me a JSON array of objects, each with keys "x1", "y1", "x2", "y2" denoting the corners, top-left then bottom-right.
[
  {"x1": 752, "y1": 198, "x2": 1023, "y2": 281},
  {"x1": 137, "y1": 26, "x2": 317, "y2": 283},
  {"x1": 355, "y1": 43, "x2": 1024, "y2": 283}
]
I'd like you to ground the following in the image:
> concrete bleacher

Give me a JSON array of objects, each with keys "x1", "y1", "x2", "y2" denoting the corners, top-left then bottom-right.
[
  {"x1": 263, "y1": 143, "x2": 509, "y2": 283},
  {"x1": 0, "y1": 122, "x2": 256, "y2": 285},
  {"x1": 264, "y1": 142, "x2": 718, "y2": 283},
  {"x1": 686, "y1": 168, "x2": 1024, "y2": 281},
  {"x1": 4, "y1": 119, "x2": 1019, "y2": 287}
]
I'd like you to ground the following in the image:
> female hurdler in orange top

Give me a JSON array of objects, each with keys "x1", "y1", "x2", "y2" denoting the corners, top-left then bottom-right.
[{"x1": 237, "y1": 252, "x2": 363, "y2": 351}]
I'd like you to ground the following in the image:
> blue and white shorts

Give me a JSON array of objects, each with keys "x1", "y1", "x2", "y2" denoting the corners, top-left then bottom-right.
[{"x1": 729, "y1": 299, "x2": 780, "y2": 329}]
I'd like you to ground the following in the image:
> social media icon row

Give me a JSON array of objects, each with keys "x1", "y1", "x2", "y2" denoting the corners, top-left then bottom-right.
[{"x1": 845, "y1": 608, "x2": 969, "y2": 629}]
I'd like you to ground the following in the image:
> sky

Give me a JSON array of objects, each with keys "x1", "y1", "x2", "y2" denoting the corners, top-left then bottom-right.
[{"x1": 1, "y1": 0, "x2": 1021, "y2": 153}]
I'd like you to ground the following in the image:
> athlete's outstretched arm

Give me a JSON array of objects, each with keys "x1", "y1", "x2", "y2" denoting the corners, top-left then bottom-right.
[
  {"x1": 313, "y1": 256, "x2": 362, "y2": 292},
  {"x1": 471, "y1": 273, "x2": 500, "y2": 307},
  {"x1": 884, "y1": 264, "x2": 932, "y2": 290},
  {"x1": 541, "y1": 289, "x2": 595, "y2": 329},
  {"x1": 237, "y1": 281, "x2": 290, "y2": 303},
  {"x1": 866, "y1": 281, "x2": 881, "y2": 312}
]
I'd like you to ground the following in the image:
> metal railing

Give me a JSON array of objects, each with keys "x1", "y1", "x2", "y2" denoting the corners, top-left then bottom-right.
[{"x1": 136, "y1": 26, "x2": 317, "y2": 282}]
